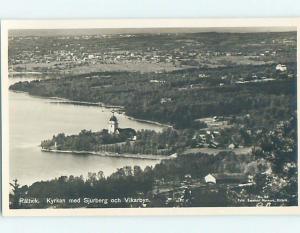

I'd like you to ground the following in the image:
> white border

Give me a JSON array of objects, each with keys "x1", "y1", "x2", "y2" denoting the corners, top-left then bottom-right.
[{"x1": 1, "y1": 18, "x2": 300, "y2": 216}]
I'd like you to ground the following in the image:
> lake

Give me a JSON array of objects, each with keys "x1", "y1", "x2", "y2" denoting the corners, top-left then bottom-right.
[{"x1": 9, "y1": 78, "x2": 163, "y2": 185}]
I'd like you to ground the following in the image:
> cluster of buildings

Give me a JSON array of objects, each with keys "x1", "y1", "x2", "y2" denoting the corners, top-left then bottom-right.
[
  {"x1": 192, "y1": 117, "x2": 232, "y2": 149},
  {"x1": 7, "y1": 35, "x2": 180, "y2": 69},
  {"x1": 204, "y1": 173, "x2": 253, "y2": 185},
  {"x1": 9, "y1": 33, "x2": 295, "y2": 75},
  {"x1": 152, "y1": 172, "x2": 254, "y2": 206}
]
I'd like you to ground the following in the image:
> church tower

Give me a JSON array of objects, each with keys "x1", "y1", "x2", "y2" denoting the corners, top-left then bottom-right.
[{"x1": 108, "y1": 112, "x2": 118, "y2": 134}]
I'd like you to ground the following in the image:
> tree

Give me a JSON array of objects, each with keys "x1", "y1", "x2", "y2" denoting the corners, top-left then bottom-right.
[
  {"x1": 97, "y1": 171, "x2": 105, "y2": 180},
  {"x1": 133, "y1": 166, "x2": 143, "y2": 177},
  {"x1": 250, "y1": 116, "x2": 297, "y2": 204},
  {"x1": 10, "y1": 179, "x2": 21, "y2": 209}
]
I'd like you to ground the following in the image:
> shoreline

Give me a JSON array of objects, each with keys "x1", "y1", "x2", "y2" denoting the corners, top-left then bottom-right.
[
  {"x1": 41, "y1": 148, "x2": 173, "y2": 161},
  {"x1": 9, "y1": 88, "x2": 170, "y2": 128},
  {"x1": 49, "y1": 98, "x2": 124, "y2": 109},
  {"x1": 9, "y1": 90, "x2": 123, "y2": 110},
  {"x1": 183, "y1": 146, "x2": 253, "y2": 156},
  {"x1": 127, "y1": 116, "x2": 172, "y2": 128},
  {"x1": 9, "y1": 71, "x2": 43, "y2": 75}
]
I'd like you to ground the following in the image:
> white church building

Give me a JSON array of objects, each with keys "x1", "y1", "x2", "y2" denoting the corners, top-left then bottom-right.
[
  {"x1": 107, "y1": 113, "x2": 137, "y2": 140},
  {"x1": 108, "y1": 114, "x2": 119, "y2": 134}
]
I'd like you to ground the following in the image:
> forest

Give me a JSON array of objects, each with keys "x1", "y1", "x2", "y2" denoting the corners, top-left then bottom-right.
[
  {"x1": 41, "y1": 128, "x2": 200, "y2": 156},
  {"x1": 10, "y1": 115, "x2": 297, "y2": 208},
  {"x1": 10, "y1": 63, "x2": 296, "y2": 129}
]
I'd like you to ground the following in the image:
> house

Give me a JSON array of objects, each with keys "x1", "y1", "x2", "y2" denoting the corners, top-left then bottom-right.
[
  {"x1": 199, "y1": 134, "x2": 206, "y2": 141},
  {"x1": 184, "y1": 174, "x2": 192, "y2": 179},
  {"x1": 276, "y1": 64, "x2": 287, "y2": 72},
  {"x1": 115, "y1": 128, "x2": 137, "y2": 140},
  {"x1": 205, "y1": 174, "x2": 216, "y2": 184},
  {"x1": 169, "y1": 153, "x2": 178, "y2": 158},
  {"x1": 213, "y1": 131, "x2": 220, "y2": 136},
  {"x1": 209, "y1": 141, "x2": 219, "y2": 148},
  {"x1": 228, "y1": 143, "x2": 235, "y2": 149},
  {"x1": 204, "y1": 173, "x2": 250, "y2": 184},
  {"x1": 150, "y1": 79, "x2": 166, "y2": 84},
  {"x1": 192, "y1": 133, "x2": 206, "y2": 141},
  {"x1": 160, "y1": 97, "x2": 172, "y2": 104}
]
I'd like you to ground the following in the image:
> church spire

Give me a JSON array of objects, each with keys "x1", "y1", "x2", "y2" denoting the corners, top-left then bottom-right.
[{"x1": 108, "y1": 111, "x2": 118, "y2": 134}]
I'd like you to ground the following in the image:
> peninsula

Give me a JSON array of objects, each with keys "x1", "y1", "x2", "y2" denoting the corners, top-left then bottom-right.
[{"x1": 41, "y1": 113, "x2": 178, "y2": 159}]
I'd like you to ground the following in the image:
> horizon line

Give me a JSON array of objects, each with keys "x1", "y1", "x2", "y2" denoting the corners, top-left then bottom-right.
[{"x1": 9, "y1": 27, "x2": 296, "y2": 37}]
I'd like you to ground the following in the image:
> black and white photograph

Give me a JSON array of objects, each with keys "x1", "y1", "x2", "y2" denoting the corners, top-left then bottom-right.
[{"x1": 1, "y1": 19, "x2": 299, "y2": 216}]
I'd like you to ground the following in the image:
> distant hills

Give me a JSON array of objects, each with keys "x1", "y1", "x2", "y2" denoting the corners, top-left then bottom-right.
[{"x1": 9, "y1": 27, "x2": 296, "y2": 37}]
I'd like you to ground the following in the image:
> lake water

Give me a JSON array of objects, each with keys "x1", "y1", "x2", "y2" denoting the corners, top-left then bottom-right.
[{"x1": 9, "y1": 78, "x2": 163, "y2": 185}]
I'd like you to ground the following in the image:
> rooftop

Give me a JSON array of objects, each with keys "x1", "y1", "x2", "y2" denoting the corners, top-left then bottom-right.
[{"x1": 109, "y1": 115, "x2": 118, "y2": 122}]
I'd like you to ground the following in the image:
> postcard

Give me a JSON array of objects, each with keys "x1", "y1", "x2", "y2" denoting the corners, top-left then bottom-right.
[{"x1": 1, "y1": 18, "x2": 300, "y2": 216}]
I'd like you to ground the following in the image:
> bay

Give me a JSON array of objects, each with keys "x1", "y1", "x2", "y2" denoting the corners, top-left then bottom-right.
[{"x1": 9, "y1": 77, "x2": 163, "y2": 185}]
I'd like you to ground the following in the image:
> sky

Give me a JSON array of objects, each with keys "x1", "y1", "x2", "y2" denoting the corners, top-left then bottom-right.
[{"x1": 9, "y1": 27, "x2": 296, "y2": 37}]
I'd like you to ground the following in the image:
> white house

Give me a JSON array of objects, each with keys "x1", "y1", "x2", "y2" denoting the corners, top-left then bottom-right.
[
  {"x1": 228, "y1": 143, "x2": 235, "y2": 149},
  {"x1": 169, "y1": 153, "x2": 178, "y2": 158},
  {"x1": 276, "y1": 64, "x2": 287, "y2": 72},
  {"x1": 204, "y1": 173, "x2": 250, "y2": 184},
  {"x1": 160, "y1": 97, "x2": 172, "y2": 104},
  {"x1": 204, "y1": 174, "x2": 217, "y2": 184}
]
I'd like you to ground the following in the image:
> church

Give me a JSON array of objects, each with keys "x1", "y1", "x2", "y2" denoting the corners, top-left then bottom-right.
[
  {"x1": 108, "y1": 113, "x2": 137, "y2": 140},
  {"x1": 108, "y1": 114, "x2": 119, "y2": 134}
]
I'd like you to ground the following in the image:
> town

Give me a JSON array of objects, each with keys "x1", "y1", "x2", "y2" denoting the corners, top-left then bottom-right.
[{"x1": 9, "y1": 31, "x2": 296, "y2": 76}]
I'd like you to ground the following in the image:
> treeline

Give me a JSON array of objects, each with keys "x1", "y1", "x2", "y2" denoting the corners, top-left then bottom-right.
[
  {"x1": 10, "y1": 63, "x2": 296, "y2": 129},
  {"x1": 41, "y1": 129, "x2": 126, "y2": 151},
  {"x1": 231, "y1": 115, "x2": 298, "y2": 206},
  {"x1": 11, "y1": 116, "x2": 297, "y2": 208},
  {"x1": 42, "y1": 128, "x2": 196, "y2": 155},
  {"x1": 10, "y1": 151, "x2": 256, "y2": 209}
]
